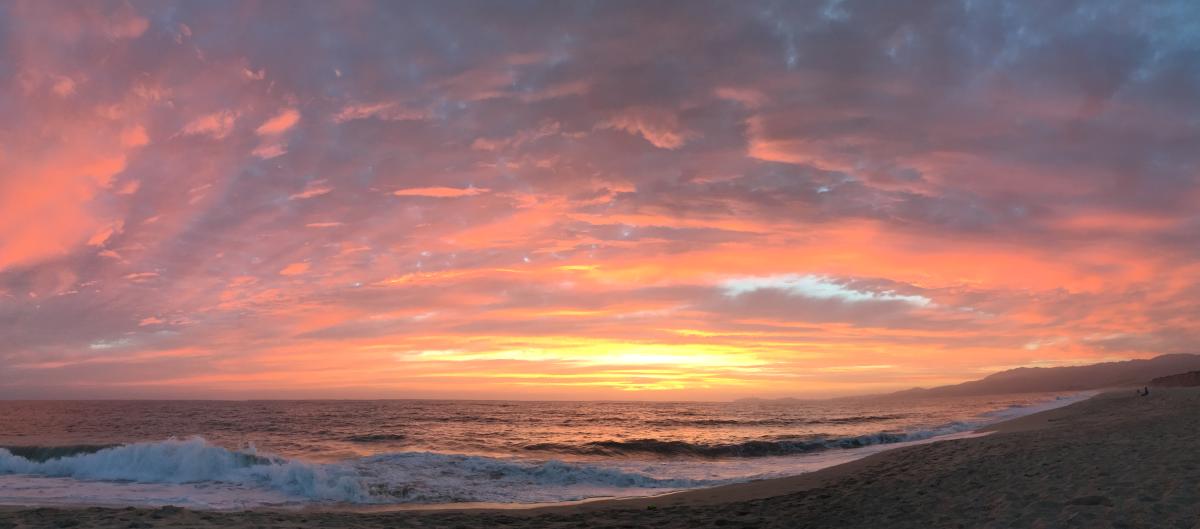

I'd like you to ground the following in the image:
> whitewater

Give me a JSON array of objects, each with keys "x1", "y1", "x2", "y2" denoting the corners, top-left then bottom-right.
[{"x1": 0, "y1": 393, "x2": 1090, "y2": 509}]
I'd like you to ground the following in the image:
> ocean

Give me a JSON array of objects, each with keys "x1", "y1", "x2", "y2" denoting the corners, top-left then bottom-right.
[{"x1": 0, "y1": 393, "x2": 1088, "y2": 509}]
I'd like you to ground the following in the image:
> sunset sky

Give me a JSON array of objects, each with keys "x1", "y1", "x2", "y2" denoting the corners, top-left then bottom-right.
[{"x1": 2, "y1": 1, "x2": 1199, "y2": 400}]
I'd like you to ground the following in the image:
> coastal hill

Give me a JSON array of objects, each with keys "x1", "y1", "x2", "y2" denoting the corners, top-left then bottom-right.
[
  {"x1": 887, "y1": 353, "x2": 1200, "y2": 398},
  {"x1": 739, "y1": 354, "x2": 1200, "y2": 402},
  {"x1": 1149, "y1": 370, "x2": 1200, "y2": 388}
]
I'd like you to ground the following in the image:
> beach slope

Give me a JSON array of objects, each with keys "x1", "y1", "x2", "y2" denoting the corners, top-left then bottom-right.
[{"x1": 3, "y1": 388, "x2": 1198, "y2": 528}]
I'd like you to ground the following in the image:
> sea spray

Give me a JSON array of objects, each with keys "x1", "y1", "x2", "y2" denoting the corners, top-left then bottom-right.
[{"x1": 0, "y1": 437, "x2": 369, "y2": 502}]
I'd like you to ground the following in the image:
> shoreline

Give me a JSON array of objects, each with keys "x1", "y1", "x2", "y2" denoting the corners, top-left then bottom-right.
[
  {"x1": 5, "y1": 389, "x2": 1163, "y2": 528},
  {"x1": 0, "y1": 393, "x2": 1087, "y2": 515},
  {"x1": 328, "y1": 429, "x2": 999, "y2": 515},
  {"x1": 470, "y1": 392, "x2": 1093, "y2": 516}
]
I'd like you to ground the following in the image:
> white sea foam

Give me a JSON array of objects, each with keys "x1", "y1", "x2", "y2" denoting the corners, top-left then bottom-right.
[{"x1": 352, "y1": 452, "x2": 714, "y2": 504}]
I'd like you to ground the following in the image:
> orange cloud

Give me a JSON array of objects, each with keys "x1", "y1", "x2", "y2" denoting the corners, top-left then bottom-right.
[
  {"x1": 0, "y1": 142, "x2": 131, "y2": 270},
  {"x1": 255, "y1": 109, "x2": 300, "y2": 136},
  {"x1": 279, "y1": 262, "x2": 311, "y2": 276},
  {"x1": 598, "y1": 107, "x2": 693, "y2": 149}
]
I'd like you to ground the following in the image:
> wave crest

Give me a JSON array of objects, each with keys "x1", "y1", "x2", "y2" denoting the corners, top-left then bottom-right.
[
  {"x1": 0, "y1": 445, "x2": 118, "y2": 463},
  {"x1": 0, "y1": 437, "x2": 368, "y2": 502},
  {"x1": 0, "y1": 438, "x2": 711, "y2": 505},
  {"x1": 525, "y1": 422, "x2": 977, "y2": 458},
  {"x1": 640, "y1": 414, "x2": 909, "y2": 428}
]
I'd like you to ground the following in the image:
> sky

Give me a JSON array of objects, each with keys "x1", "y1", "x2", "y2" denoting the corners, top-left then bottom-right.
[{"x1": 2, "y1": 1, "x2": 1199, "y2": 400}]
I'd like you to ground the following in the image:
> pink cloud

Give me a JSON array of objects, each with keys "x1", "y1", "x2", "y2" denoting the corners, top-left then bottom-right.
[
  {"x1": 51, "y1": 76, "x2": 76, "y2": 97},
  {"x1": 393, "y1": 187, "x2": 490, "y2": 198},
  {"x1": 252, "y1": 142, "x2": 287, "y2": 159},
  {"x1": 120, "y1": 125, "x2": 149, "y2": 148},
  {"x1": 290, "y1": 180, "x2": 333, "y2": 200},
  {"x1": 103, "y1": 11, "x2": 149, "y2": 39},
  {"x1": 279, "y1": 262, "x2": 311, "y2": 276},
  {"x1": 714, "y1": 87, "x2": 766, "y2": 108},
  {"x1": 333, "y1": 102, "x2": 426, "y2": 123},
  {"x1": 251, "y1": 109, "x2": 300, "y2": 158},
  {"x1": 124, "y1": 272, "x2": 159, "y2": 282},
  {"x1": 115, "y1": 179, "x2": 140, "y2": 195},
  {"x1": 598, "y1": 107, "x2": 694, "y2": 149},
  {"x1": 86, "y1": 221, "x2": 123, "y2": 246},
  {"x1": 181, "y1": 111, "x2": 238, "y2": 139}
]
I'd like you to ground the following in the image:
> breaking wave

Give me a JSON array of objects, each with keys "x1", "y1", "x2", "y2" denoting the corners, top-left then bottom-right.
[
  {"x1": 0, "y1": 445, "x2": 119, "y2": 463},
  {"x1": 0, "y1": 438, "x2": 368, "y2": 502},
  {"x1": 524, "y1": 393, "x2": 1093, "y2": 459},
  {"x1": 524, "y1": 424, "x2": 971, "y2": 458},
  {"x1": 0, "y1": 437, "x2": 713, "y2": 505},
  {"x1": 639, "y1": 414, "x2": 909, "y2": 427}
]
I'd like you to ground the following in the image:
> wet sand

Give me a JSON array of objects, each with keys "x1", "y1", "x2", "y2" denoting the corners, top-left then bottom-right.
[{"x1": 3, "y1": 388, "x2": 1198, "y2": 528}]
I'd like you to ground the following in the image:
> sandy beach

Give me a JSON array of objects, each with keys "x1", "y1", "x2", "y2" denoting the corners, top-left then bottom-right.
[{"x1": 2, "y1": 388, "x2": 1196, "y2": 528}]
